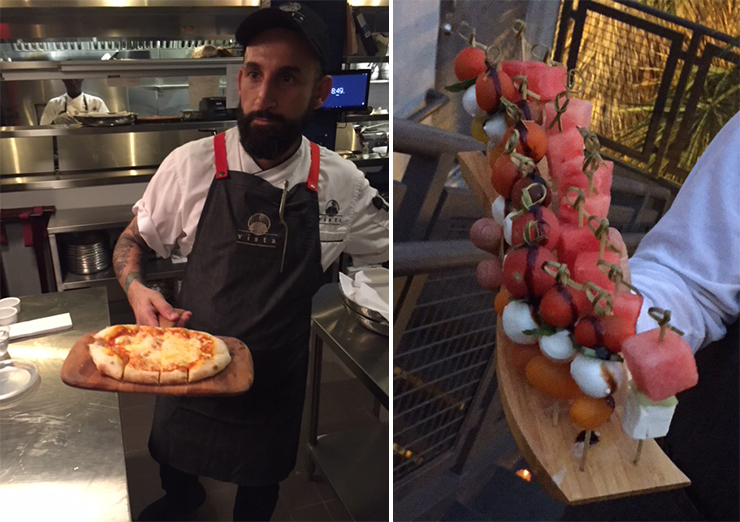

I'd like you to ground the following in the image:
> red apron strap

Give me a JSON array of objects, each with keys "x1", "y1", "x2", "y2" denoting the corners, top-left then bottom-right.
[
  {"x1": 306, "y1": 142, "x2": 320, "y2": 192},
  {"x1": 213, "y1": 133, "x2": 228, "y2": 179}
]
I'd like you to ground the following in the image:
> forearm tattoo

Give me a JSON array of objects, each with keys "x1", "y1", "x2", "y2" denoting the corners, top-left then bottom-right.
[{"x1": 113, "y1": 219, "x2": 151, "y2": 292}]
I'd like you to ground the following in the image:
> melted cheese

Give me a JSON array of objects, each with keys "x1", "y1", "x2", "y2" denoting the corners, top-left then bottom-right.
[{"x1": 160, "y1": 331, "x2": 205, "y2": 370}]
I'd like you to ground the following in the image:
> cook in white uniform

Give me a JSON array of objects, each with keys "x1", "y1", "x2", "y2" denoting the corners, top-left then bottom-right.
[
  {"x1": 39, "y1": 79, "x2": 109, "y2": 125},
  {"x1": 112, "y1": 4, "x2": 388, "y2": 520}
]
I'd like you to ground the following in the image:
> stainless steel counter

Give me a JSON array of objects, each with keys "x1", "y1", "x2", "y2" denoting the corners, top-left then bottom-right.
[
  {"x1": 0, "y1": 287, "x2": 130, "y2": 522},
  {"x1": 308, "y1": 283, "x2": 389, "y2": 521}
]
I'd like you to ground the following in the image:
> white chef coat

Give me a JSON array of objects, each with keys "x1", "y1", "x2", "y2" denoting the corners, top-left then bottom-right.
[
  {"x1": 39, "y1": 93, "x2": 110, "y2": 125},
  {"x1": 630, "y1": 111, "x2": 740, "y2": 353},
  {"x1": 134, "y1": 127, "x2": 388, "y2": 271}
]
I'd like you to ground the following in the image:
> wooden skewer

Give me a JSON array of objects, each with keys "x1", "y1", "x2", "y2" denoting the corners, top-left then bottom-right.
[
  {"x1": 552, "y1": 401, "x2": 559, "y2": 427},
  {"x1": 633, "y1": 439, "x2": 645, "y2": 464},
  {"x1": 580, "y1": 430, "x2": 592, "y2": 471}
]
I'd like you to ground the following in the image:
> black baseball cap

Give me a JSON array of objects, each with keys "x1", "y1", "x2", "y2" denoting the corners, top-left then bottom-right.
[{"x1": 236, "y1": 2, "x2": 331, "y2": 70}]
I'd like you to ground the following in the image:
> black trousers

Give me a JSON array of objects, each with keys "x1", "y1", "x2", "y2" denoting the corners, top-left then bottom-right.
[{"x1": 160, "y1": 464, "x2": 280, "y2": 521}]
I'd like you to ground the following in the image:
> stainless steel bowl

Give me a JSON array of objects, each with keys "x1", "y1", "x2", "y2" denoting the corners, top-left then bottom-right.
[{"x1": 339, "y1": 289, "x2": 389, "y2": 337}]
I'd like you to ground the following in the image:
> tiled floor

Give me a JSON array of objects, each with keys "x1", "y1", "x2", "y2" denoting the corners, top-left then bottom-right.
[{"x1": 120, "y1": 346, "x2": 385, "y2": 521}]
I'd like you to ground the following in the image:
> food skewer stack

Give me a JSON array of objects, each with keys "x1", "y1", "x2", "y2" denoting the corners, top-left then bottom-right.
[{"x1": 446, "y1": 20, "x2": 699, "y2": 475}]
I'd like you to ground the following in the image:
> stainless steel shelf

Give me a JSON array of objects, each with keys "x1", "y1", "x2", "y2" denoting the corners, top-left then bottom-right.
[
  {"x1": 0, "y1": 57, "x2": 243, "y2": 81},
  {"x1": 47, "y1": 204, "x2": 134, "y2": 234},
  {"x1": 308, "y1": 424, "x2": 389, "y2": 521},
  {"x1": 0, "y1": 168, "x2": 157, "y2": 192},
  {"x1": 344, "y1": 113, "x2": 389, "y2": 123},
  {"x1": 1, "y1": 120, "x2": 236, "y2": 138},
  {"x1": 61, "y1": 257, "x2": 184, "y2": 290}
]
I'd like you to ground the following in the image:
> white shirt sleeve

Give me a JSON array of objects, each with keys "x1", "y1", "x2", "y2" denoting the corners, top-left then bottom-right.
[
  {"x1": 133, "y1": 149, "x2": 187, "y2": 259},
  {"x1": 92, "y1": 96, "x2": 110, "y2": 114},
  {"x1": 629, "y1": 111, "x2": 740, "y2": 352},
  {"x1": 39, "y1": 98, "x2": 61, "y2": 125},
  {"x1": 344, "y1": 170, "x2": 389, "y2": 266}
]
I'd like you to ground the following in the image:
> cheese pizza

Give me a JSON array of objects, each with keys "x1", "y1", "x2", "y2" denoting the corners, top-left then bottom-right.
[{"x1": 88, "y1": 325, "x2": 231, "y2": 384}]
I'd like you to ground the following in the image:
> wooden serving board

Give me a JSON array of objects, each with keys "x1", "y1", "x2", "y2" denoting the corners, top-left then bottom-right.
[
  {"x1": 496, "y1": 324, "x2": 690, "y2": 504},
  {"x1": 61, "y1": 333, "x2": 254, "y2": 396}
]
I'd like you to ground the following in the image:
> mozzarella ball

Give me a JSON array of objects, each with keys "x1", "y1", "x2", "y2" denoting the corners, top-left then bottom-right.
[
  {"x1": 462, "y1": 85, "x2": 487, "y2": 119},
  {"x1": 540, "y1": 330, "x2": 577, "y2": 362},
  {"x1": 502, "y1": 300, "x2": 538, "y2": 345},
  {"x1": 491, "y1": 196, "x2": 507, "y2": 226},
  {"x1": 570, "y1": 353, "x2": 624, "y2": 398},
  {"x1": 503, "y1": 211, "x2": 516, "y2": 245},
  {"x1": 483, "y1": 114, "x2": 508, "y2": 146}
]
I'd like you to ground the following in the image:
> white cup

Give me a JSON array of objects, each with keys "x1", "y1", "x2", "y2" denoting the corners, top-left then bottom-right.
[
  {"x1": 0, "y1": 308, "x2": 18, "y2": 326},
  {"x1": 0, "y1": 297, "x2": 20, "y2": 313}
]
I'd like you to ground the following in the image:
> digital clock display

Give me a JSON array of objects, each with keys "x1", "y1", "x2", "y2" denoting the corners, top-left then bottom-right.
[{"x1": 320, "y1": 70, "x2": 371, "y2": 110}]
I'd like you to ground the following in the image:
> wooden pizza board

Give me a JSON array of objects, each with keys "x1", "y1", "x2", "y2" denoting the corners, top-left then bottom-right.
[
  {"x1": 496, "y1": 323, "x2": 690, "y2": 505},
  {"x1": 61, "y1": 333, "x2": 254, "y2": 396}
]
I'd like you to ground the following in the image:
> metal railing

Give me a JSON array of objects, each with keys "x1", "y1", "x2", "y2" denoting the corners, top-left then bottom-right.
[
  {"x1": 554, "y1": 0, "x2": 739, "y2": 185},
  {"x1": 393, "y1": 119, "x2": 500, "y2": 493}
]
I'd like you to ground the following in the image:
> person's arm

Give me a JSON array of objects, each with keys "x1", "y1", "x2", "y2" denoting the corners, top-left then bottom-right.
[
  {"x1": 628, "y1": 112, "x2": 740, "y2": 352},
  {"x1": 342, "y1": 171, "x2": 389, "y2": 266},
  {"x1": 39, "y1": 100, "x2": 58, "y2": 125},
  {"x1": 113, "y1": 218, "x2": 190, "y2": 327},
  {"x1": 96, "y1": 97, "x2": 110, "y2": 114}
]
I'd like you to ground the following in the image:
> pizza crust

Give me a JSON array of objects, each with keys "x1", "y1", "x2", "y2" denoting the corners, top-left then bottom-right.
[
  {"x1": 189, "y1": 337, "x2": 231, "y2": 383},
  {"x1": 160, "y1": 368, "x2": 188, "y2": 384},
  {"x1": 89, "y1": 341, "x2": 124, "y2": 380},
  {"x1": 123, "y1": 365, "x2": 160, "y2": 384}
]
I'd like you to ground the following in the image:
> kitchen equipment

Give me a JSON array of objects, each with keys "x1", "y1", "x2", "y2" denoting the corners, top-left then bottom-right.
[
  {"x1": 338, "y1": 268, "x2": 389, "y2": 337},
  {"x1": 0, "y1": 326, "x2": 9, "y2": 357},
  {"x1": 61, "y1": 334, "x2": 253, "y2": 396},
  {"x1": 136, "y1": 115, "x2": 182, "y2": 123},
  {"x1": 0, "y1": 359, "x2": 40, "y2": 402},
  {"x1": 0, "y1": 308, "x2": 18, "y2": 326},
  {"x1": 75, "y1": 111, "x2": 137, "y2": 127},
  {"x1": 181, "y1": 109, "x2": 204, "y2": 121},
  {"x1": 340, "y1": 291, "x2": 389, "y2": 336},
  {"x1": 199, "y1": 97, "x2": 228, "y2": 120},
  {"x1": 63, "y1": 231, "x2": 111, "y2": 275},
  {"x1": 0, "y1": 298, "x2": 20, "y2": 312}
]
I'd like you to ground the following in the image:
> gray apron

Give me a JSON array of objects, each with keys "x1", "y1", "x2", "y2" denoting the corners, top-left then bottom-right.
[{"x1": 148, "y1": 133, "x2": 324, "y2": 486}]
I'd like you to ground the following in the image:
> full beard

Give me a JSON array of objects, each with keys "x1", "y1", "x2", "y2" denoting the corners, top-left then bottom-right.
[{"x1": 236, "y1": 104, "x2": 314, "y2": 162}]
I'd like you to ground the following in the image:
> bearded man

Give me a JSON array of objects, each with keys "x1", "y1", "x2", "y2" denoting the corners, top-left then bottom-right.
[{"x1": 112, "y1": 4, "x2": 388, "y2": 520}]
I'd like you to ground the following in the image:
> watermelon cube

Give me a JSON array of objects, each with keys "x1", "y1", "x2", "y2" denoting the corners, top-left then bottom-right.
[
  {"x1": 612, "y1": 291, "x2": 644, "y2": 331},
  {"x1": 572, "y1": 250, "x2": 620, "y2": 291},
  {"x1": 545, "y1": 98, "x2": 592, "y2": 134},
  {"x1": 557, "y1": 225, "x2": 600, "y2": 268},
  {"x1": 546, "y1": 128, "x2": 584, "y2": 176},
  {"x1": 501, "y1": 61, "x2": 568, "y2": 103},
  {"x1": 621, "y1": 329, "x2": 698, "y2": 402},
  {"x1": 553, "y1": 157, "x2": 612, "y2": 196},
  {"x1": 534, "y1": 65, "x2": 569, "y2": 102},
  {"x1": 558, "y1": 193, "x2": 611, "y2": 226}
]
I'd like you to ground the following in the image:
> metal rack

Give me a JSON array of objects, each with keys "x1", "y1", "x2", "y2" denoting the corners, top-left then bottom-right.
[{"x1": 47, "y1": 205, "x2": 185, "y2": 295}]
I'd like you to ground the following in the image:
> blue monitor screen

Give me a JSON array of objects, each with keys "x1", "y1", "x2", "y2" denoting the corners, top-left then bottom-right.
[{"x1": 320, "y1": 70, "x2": 370, "y2": 110}]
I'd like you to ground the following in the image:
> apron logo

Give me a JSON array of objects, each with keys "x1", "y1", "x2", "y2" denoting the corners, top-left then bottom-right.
[
  {"x1": 237, "y1": 213, "x2": 279, "y2": 248},
  {"x1": 320, "y1": 199, "x2": 343, "y2": 225},
  {"x1": 247, "y1": 213, "x2": 271, "y2": 236},
  {"x1": 325, "y1": 200, "x2": 340, "y2": 216}
]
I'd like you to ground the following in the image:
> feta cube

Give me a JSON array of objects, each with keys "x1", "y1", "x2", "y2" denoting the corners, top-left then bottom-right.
[{"x1": 621, "y1": 382, "x2": 677, "y2": 440}]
